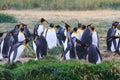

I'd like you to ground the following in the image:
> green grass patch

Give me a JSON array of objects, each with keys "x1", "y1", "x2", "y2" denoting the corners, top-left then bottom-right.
[
  {"x1": 0, "y1": 13, "x2": 17, "y2": 23},
  {"x1": 0, "y1": 56, "x2": 120, "y2": 80}
]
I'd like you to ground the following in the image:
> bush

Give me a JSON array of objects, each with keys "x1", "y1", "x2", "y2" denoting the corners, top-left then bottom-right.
[
  {"x1": 0, "y1": 13, "x2": 17, "y2": 23},
  {"x1": 0, "y1": 57, "x2": 120, "y2": 80}
]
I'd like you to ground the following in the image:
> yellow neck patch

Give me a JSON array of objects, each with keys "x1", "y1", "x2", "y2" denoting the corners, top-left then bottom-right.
[
  {"x1": 73, "y1": 32, "x2": 78, "y2": 35},
  {"x1": 49, "y1": 28, "x2": 54, "y2": 31},
  {"x1": 39, "y1": 24, "x2": 43, "y2": 27},
  {"x1": 19, "y1": 31, "x2": 23, "y2": 34}
]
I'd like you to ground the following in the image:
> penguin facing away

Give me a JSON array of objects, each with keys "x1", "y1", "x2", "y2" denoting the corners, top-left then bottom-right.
[
  {"x1": 56, "y1": 25, "x2": 66, "y2": 46},
  {"x1": 88, "y1": 44, "x2": 102, "y2": 64},
  {"x1": 8, "y1": 39, "x2": 29, "y2": 63},
  {"x1": 33, "y1": 34, "x2": 47, "y2": 60},
  {"x1": 1, "y1": 31, "x2": 14, "y2": 58}
]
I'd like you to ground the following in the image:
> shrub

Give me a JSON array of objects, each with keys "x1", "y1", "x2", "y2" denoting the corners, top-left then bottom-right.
[{"x1": 0, "y1": 13, "x2": 17, "y2": 23}]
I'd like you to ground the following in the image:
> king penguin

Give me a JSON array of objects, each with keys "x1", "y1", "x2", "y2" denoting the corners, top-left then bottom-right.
[
  {"x1": 18, "y1": 27, "x2": 26, "y2": 42},
  {"x1": 62, "y1": 23, "x2": 76, "y2": 60},
  {"x1": 33, "y1": 18, "x2": 47, "y2": 36},
  {"x1": 33, "y1": 33, "x2": 47, "y2": 60},
  {"x1": 91, "y1": 26, "x2": 99, "y2": 47},
  {"x1": 45, "y1": 23, "x2": 57, "y2": 49},
  {"x1": 56, "y1": 25, "x2": 66, "y2": 46},
  {"x1": 106, "y1": 21, "x2": 118, "y2": 52},
  {"x1": 71, "y1": 27, "x2": 79, "y2": 39},
  {"x1": 1, "y1": 31, "x2": 14, "y2": 58},
  {"x1": 8, "y1": 39, "x2": 29, "y2": 63},
  {"x1": 88, "y1": 44, "x2": 102, "y2": 64},
  {"x1": 0, "y1": 32, "x2": 4, "y2": 60},
  {"x1": 21, "y1": 23, "x2": 31, "y2": 39}
]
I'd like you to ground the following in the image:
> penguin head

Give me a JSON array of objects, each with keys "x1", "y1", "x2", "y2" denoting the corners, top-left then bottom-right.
[
  {"x1": 23, "y1": 39, "x2": 30, "y2": 44},
  {"x1": 117, "y1": 23, "x2": 120, "y2": 30},
  {"x1": 91, "y1": 26, "x2": 95, "y2": 32},
  {"x1": 21, "y1": 23, "x2": 27, "y2": 28},
  {"x1": 112, "y1": 21, "x2": 119, "y2": 28},
  {"x1": 73, "y1": 27, "x2": 78, "y2": 32},
  {"x1": 34, "y1": 35, "x2": 39, "y2": 39},
  {"x1": 78, "y1": 22, "x2": 82, "y2": 28},
  {"x1": 87, "y1": 24, "x2": 92, "y2": 29},
  {"x1": 65, "y1": 23, "x2": 71, "y2": 31},
  {"x1": 15, "y1": 24, "x2": 20, "y2": 29},
  {"x1": 82, "y1": 25, "x2": 86, "y2": 30},
  {"x1": 40, "y1": 18, "x2": 46, "y2": 23},
  {"x1": 9, "y1": 31, "x2": 14, "y2": 36},
  {"x1": 20, "y1": 28, "x2": 24, "y2": 32},
  {"x1": 55, "y1": 25, "x2": 61, "y2": 29},
  {"x1": 50, "y1": 23, "x2": 54, "y2": 28},
  {"x1": 0, "y1": 32, "x2": 4, "y2": 37}
]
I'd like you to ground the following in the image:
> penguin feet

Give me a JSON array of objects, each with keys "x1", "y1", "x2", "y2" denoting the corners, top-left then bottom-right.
[
  {"x1": 35, "y1": 58, "x2": 39, "y2": 61},
  {"x1": 16, "y1": 60, "x2": 22, "y2": 64}
]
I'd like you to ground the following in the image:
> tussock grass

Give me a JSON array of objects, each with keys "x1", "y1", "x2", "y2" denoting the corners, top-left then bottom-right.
[{"x1": 0, "y1": 57, "x2": 120, "y2": 80}]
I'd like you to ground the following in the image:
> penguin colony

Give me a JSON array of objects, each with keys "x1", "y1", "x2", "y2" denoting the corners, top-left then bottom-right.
[{"x1": 1, "y1": 18, "x2": 115, "y2": 64}]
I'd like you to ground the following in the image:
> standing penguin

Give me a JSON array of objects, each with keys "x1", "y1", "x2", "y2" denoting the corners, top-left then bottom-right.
[
  {"x1": 56, "y1": 25, "x2": 66, "y2": 46},
  {"x1": 78, "y1": 25, "x2": 86, "y2": 40},
  {"x1": 21, "y1": 23, "x2": 31, "y2": 39},
  {"x1": 88, "y1": 44, "x2": 102, "y2": 64},
  {"x1": 45, "y1": 24, "x2": 57, "y2": 49},
  {"x1": 8, "y1": 39, "x2": 29, "y2": 63},
  {"x1": 62, "y1": 23, "x2": 76, "y2": 60},
  {"x1": 33, "y1": 34, "x2": 47, "y2": 60},
  {"x1": 18, "y1": 27, "x2": 26, "y2": 42},
  {"x1": 106, "y1": 21, "x2": 118, "y2": 52},
  {"x1": 1, "y1": 31, "x2": 14, "y2": 58},
  {"x1": 71, "y1": 27, "x2": 79, "y2": 39},
  {"x1": 0, "y1": 32, "x2": 4, "y2": 60},
  {"x1": 91, "y1": 26, "x2": 99, "y2": 47},
  {"x1": 33, "y1": 18, "x2": 47, "y2": 36}
]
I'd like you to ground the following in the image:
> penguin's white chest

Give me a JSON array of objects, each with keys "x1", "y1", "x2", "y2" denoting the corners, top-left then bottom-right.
[
  {"x1": 37, "y1": 25, "x2": 43, "y2": 36},
  {"x1": 15, "y1": 45, "x2": 25, "y2": 62},
  {"x1": 18, "y1": 33, "x2": 25, "y2": 42}
]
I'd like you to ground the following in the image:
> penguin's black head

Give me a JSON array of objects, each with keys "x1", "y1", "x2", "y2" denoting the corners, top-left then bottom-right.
[
  {"x1": 78, "y1": 23, "x2": 82, "y2": 28},
  {"x1": 21, "y1": 23, "x2": 27, "y2": 28},
  {"x1": 55, "y1": 25, "x2": 61, "y2": 28},
  {"x1": 24, "y1": 39, "x2": 30, "y2": 44},
  {"x1": 20, "y1": 28, "x2": 24, "y2": 32},
  {"x1": 40, "y1": 18, "x2": 46, "y2": 23},
  {"x1": 15, "y1": 25, "x2": 20, "y2": 29},
  {"x1": 112, "y1": 21, "x2": 119, "y2": 28},
  {"x1": 9, "y1": 31, "x2": 14, "y2": 36},
  {"x1": 65, "y1": 23, "x2": 71, "y2": 31},
  {"x1": 34, "y1": 34, "x2": 39, "y2": 39},
  {"x1": 87, "y1": 24, "x2": 92, "y2": 28},
  {"x1": 0, "y1": 32, "x2": 4, "y2": 37},
  {"x1": 91, "y1": 26, "x2": 95, "y2": 31},
  {"x1": 82, "y1": 25, "x2": 86, "y2": 30},
  {"x1": 73, "y1": 27, "x2": 78, "y2": 32},
  {"x1": 50, "y1": 23, "x2": 54, "y2": 28}
]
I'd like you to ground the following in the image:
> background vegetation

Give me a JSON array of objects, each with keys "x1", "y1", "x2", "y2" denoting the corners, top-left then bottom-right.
[
  {"x1": 0, "y1": 13, "x2": 17, "y2": 23},
  {"x1": 0, "y1": 0, "x2": 120, "y2": 10}
]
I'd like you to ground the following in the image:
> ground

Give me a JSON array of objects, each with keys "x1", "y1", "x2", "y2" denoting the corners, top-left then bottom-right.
[{"x1": 0, "y1": 10, "x2": 120, "y2": 64}]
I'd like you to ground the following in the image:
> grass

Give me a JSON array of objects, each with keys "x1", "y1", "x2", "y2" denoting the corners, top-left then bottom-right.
[
  {"x1": 0, "y1": 0, "x2": 120, "y2": 10},
  {"x1": 0, "y1": 56, "x2": 120, "y2": 80}
]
